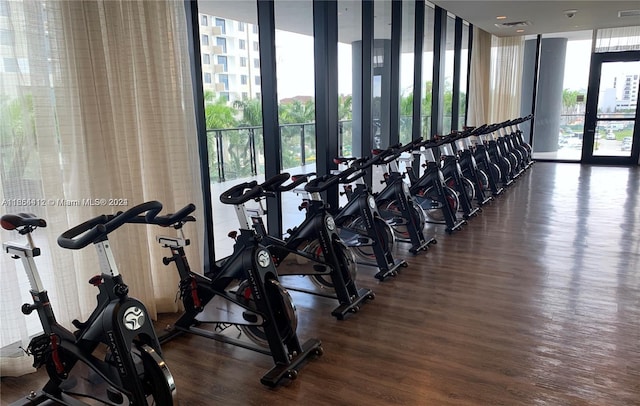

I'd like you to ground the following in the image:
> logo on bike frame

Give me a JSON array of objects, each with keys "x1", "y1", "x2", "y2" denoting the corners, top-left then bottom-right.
[
  {"x1": 325, "y1": 216, "x2": 336, "y2": 231},
  {"x1": 257, "y1": 250, "x2": 271, "y2": 268},
  {"x1": 123, "y1": 307, "x2": 145, "y2": 331}
]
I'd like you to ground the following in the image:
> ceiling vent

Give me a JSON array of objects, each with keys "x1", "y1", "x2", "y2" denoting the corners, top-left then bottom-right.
[
  {"x1": 494, "y1": 21, "x2": 532, "y2": 29},
  {"x1": 618, "y1": 10, "x2": 640, "y2": 18}
]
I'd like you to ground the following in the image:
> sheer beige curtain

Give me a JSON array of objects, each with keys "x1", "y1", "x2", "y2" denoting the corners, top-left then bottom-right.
[
  {"x1": 467, "y1": 27, "x2": 491, "y2": 126},
  {"x1": 0, "y1": 0, "x2": 202, "y2": 376},
  {"x1": 488, "y1": 35, "x2": 524, "y2": 123}
]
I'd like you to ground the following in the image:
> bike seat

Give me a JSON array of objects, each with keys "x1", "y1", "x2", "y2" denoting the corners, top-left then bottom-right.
[{"x1": 1, "y1": 213, "x2": 47, "y2": 230}]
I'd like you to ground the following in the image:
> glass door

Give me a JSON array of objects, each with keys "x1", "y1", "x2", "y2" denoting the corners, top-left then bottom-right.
[{"x1": 582, "y1": 51, "x2": 640, "y2": 164}]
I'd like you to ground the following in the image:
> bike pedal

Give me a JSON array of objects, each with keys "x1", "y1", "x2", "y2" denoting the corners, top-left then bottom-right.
[
  {"x1": 107, "y1": 387, "x2": 124, "y2": 404},
  {"x1": 242, "y1": 311, "x2": 258, "y2": 324},
  {"x1": 71, "y1": 319, "x2": 87, "y2": 330}
]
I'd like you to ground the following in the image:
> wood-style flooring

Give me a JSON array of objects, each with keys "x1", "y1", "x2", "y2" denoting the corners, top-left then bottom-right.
[{"x1": 2, "y1": 162, "x2": 639, "y2": 405}]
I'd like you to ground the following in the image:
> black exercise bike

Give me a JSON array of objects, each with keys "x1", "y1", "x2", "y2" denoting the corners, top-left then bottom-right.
[
  {"x1": 1, "y1": 201, "x2": 176, "y2": 405},
  {"x1": 371, "y1": 141, "x2": 437, "y2": 253},
  {"x1": 142, "y1": 190, "x2": 322, "y2": 387},
  {"x1": 248, "y1": 171, "x2": 375, "y2": 317},
  {"x1": 332, "y1": 155, "x2": 407, "y2": 280}
]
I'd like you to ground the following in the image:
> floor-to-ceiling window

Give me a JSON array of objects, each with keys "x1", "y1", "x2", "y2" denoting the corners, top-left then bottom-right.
[
  {"x1": 442, "y1": 12, "x2": 455, "y2": 134},
  {"x1": 459, "y1": 21, "x2": 469, "y2": 129},
  {"x1": 420, "y1": 3, "x2": 435, "y2": 138},
  {"x1": 338, "y1": 0, "x2": 361, "y2": 157},
  {"x1": 398, "y1": 0, "x2": 415, "y2": 144},
  {"x1": 274, "y1": 0, "x2": 316, "y2": 233},
  {"x1": 197, "y1": 1, "x2": 263, "y2": 257},
  {"x1": 372, "y1": 0, "x2": 392, "y2": 149}
]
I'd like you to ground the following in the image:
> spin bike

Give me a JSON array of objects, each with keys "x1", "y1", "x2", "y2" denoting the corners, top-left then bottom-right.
[
  {"x1": 472, "y1": 124, "x2": 506, "y2": 196},
  {"x1": 1, "y1": 202, "x2": 176, "y2": 405},
  {"x1": 250, "y1": 171, "x2": 376, "y2": 317},
  {"x1": 372, "y1": 141, "x2": 437, "y2": 252},
  {"x1": 142, "y1": 191, "x2": 322, "y2": 387},
  {"x1": 401, "y1": 138, "x2": 467, "y2": 234},
  {"x1": 332, "y1": 155, "x2": 407, "y2": 280},
  {"x1": 509, "y1": 115, "x2": 534, "y2": 169},
  {"x1": 450, "y1": 126, "x2": 494, "y2": 207},
  {"x1": 435, "y1": 133, "x2": 481, "y2": 219}
]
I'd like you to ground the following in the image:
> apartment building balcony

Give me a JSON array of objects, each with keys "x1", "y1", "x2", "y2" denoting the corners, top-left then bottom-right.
[
  {"x1": 214, "y1": 83, "x2": 227, "y2": 92},
  {"x1": 210, "y1": 45, "x2": 223, "y2": 54},
  {"x1": 213, "y1": 64, "x2": 226, "y2": 73}
]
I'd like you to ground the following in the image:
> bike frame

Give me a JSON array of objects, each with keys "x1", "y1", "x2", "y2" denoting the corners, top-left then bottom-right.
[
  {"x1": 3, "y1": 225, "x2": 168, "y2": 405},
  {"x1": 248, "y1": 179, "x2": 373, "y2": 319}
]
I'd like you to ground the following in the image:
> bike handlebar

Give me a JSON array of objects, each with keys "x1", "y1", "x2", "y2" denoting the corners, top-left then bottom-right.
[
  {"x1": 137, "y1": 203, "x2": 196, "y2": 226},
  {"x1": 219, "y1": 181, "x2": 262, "y2": 205},
  {"x1": 57, "y1": 201, "x2": 163, "y2": 250},
  {"x1": 260, "y1": 173, "x2": 291, "y2": 192},
  {"x1": 305, "y1": 173, "x2": 341, "y2": 193},
  {"x1": 278, "y1": 173, "x2": 315, "y2": 192}
]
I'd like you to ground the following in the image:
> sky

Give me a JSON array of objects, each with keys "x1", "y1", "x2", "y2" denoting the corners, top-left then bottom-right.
[
  {"x1": 273, "y1": 31, "x2": 636, "y2": 102},
  {"x1": 274, "y1": 30, "x2": 447, "y2": 100}
]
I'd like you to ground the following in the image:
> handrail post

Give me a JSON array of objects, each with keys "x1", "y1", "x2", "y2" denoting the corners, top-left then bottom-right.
[
  {"x1": 338, "y1": 121, "x2": 344, "y2": 156},
  {"x1": 249, "y1": 128, "x2": 257, "y2": 176},
  {"x1": 301, "y1": 124, "x2": 306, "y2": 166},
  {"x1": 216, "y1": 130, "x2": 225, "y2": 182}
]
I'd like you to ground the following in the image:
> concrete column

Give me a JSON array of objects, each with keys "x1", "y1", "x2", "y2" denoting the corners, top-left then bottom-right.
[{"x1": 531, "y1": 37, "x2": 568, "y2": 152}]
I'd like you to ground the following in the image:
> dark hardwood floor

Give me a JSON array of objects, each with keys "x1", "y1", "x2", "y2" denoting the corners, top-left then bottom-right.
[{"x1": 2, "y1": 162, "x2": 639, "y2": 405}]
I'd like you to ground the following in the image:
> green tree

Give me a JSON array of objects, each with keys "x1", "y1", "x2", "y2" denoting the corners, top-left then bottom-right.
[
  {"x1": 400, "y1": 92, "x2": 414, "y2": 117},
  {"x1": 278, "y1": 99, "x2": 315, "y2": 124},
  {"x1": 203, "y1": 90, "x2": 237, "y2": 129},
  {"x1": 338, "y1": 95, "x2": 352, "y2": 120},
  {"x1": 234, "y1": 98, "x2": 263, "y2": 127},
  {"x1": 562, "y1": 89, "x2": 580, "y2": 114}
]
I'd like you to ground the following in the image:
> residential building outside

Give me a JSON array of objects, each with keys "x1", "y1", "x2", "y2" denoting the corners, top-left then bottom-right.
[{"x1": 199, "y1": 13, "x2": 261, "y2": 102}]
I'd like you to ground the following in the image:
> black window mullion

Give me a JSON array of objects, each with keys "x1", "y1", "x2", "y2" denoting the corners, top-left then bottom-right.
[
  {"x1": 431, "y1": 6, "x2": 446, "y2": 138},
  {"x1": 185, "y1": 0, "x2": 215, "y2": 269},
  {"x1": 257, "y1": 0, "x2": 282, "y2": 237},
  {"x1": 313, "y1": 0, "x2": 339, "y2": 208}
]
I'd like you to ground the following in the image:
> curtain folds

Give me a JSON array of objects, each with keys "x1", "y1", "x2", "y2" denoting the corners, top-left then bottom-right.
[
  {"x1": 468, "y1": 29, "x2": 525, "y2": 126},
  {"x1": 489, "y1": 35, "x2": 524, "y2": 123},
  {"x1": 0, "y1": 0, "x2": 202, "y2": 376},
  {"x1": 467, "y1": 26, "x2": 491, "y2": 126}
]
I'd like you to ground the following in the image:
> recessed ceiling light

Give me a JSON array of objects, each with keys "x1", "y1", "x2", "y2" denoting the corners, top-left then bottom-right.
[
  {"x1": 516, "y1": 29, "x2": 525, "y2": 33},
  {"x1": 496, "y1": 16, "x2": 507, "y2": 20}
]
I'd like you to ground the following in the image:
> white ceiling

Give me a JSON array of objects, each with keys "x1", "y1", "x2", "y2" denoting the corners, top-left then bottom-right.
[{"x1": 430, "y1": 1, "x2": 640, "y2": 37}]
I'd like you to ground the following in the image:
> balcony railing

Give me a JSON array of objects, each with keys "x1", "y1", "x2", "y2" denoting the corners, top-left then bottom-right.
[{"x1": 207, "y1": 115, "x2": 435, "y2": 183}]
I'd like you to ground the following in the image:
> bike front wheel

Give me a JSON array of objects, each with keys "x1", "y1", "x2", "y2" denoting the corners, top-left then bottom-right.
[{"x1": 236, "y1": 278, "x2": 298, "y2": 348}]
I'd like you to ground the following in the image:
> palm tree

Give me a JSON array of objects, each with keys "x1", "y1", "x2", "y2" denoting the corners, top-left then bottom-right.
[
  {"x1": 278, "y1": 99, "x2": 315, "y2": 125},
  {"x1": 233, "y1": 99, "x2": 263, "y2": 126},
  {"x1": 203, "y1": 90, "x2": 237, "y2": 130},
  {"x1": 338, "y1": 95, "x2": 352, "y2": 120}
]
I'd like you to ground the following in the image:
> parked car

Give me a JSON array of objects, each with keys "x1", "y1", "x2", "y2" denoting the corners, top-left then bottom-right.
[
  {"x1": 621, "y1": 137, "x2": 632, "y2": 151},
  {"x1": 606, "y1": 130, "x2": 616, "y2": 140}
]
